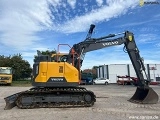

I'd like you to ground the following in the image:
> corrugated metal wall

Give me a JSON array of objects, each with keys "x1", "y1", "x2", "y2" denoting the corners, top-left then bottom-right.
[{"x1": 96, "y1": 64, "x2": 160, "y2": 83}]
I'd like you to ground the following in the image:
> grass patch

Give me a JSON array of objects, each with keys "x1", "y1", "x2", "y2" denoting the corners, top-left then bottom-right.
[{"x1": 12, "y1": 80, "x2": 32, "y2": 86}]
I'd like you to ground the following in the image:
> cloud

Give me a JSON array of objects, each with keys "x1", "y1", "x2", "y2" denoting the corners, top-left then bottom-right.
[
  {"x1": 67, "y1": 0, "x2": 76, "y2": 9},
  {"x1": 0, "y1": 0, "x2": 141, "y2": 69},
  {"x1": 0, "y1": 0, "x2": 139, "y2": 48},
  {"x1": 96, "y1": 0, "x2": 103, "y2": 6},
  {"x1": 22, "y1": 52, "x2": 36, "y2": 57},
  {"x1": 55, "y1": 0, "x2": 138, "y2": 33},
  {"x1": 139, "y1": 27, "x2": 159, "y2": 32},
  {"x1": 156, "y1": 43, "x2": 160, "y2": 47},
  {"x1": 137, "y1": 33, "x2": 159, "y2": 43},
  {"x1": 0, "y1": 0, "x2": 53, "y2": 50},
  {"x1": 117, "y1": 19, "x2": 160, "y2": 28},
  {"x1": 154, "y1": 14, "x2": 160, "y2": 18},
  {"x1": 0, "y1": 0, "x2": 139, "y2": 52}
]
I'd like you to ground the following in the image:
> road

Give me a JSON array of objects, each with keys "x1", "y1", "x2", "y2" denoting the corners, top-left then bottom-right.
[{"x1": 0, "y1": 84, "x2": 160, "y2": 120}]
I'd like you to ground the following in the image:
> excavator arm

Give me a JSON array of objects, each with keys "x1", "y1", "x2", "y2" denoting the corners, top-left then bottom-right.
[{"x1": 65, "y1": 25, "x2": 158, "y2": 104}]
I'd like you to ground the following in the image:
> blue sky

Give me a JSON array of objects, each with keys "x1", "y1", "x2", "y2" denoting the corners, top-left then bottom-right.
[{"x1": 0, "y1": 0, "x2": 160, "y2": 70}]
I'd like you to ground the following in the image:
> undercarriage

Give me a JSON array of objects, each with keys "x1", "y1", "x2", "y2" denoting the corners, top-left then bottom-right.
[{"x1": 4, "y1": 87, "x2": 96, "y2": 110}]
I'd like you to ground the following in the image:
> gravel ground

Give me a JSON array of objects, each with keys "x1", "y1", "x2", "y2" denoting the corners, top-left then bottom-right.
[{"x1": 0, "y1": 84, "x2": 160, "y2": 120}]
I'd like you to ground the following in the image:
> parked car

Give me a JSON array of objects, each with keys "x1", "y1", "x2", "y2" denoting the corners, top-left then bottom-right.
[{"x1": 93, "y1": 78, "x2": 110, "y2": 85}]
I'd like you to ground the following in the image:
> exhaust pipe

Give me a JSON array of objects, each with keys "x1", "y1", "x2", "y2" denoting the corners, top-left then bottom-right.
[
  {"x1": 4, "y1": 92, "x2": 21, "y2": 110},
  {"x1": 129, "y1": 86, "x2": 159, "y2": 104}
]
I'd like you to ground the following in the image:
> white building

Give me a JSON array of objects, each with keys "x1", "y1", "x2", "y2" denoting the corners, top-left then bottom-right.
[{"x1": 96, "y1": 64, "x2": 160, "y2": 83}]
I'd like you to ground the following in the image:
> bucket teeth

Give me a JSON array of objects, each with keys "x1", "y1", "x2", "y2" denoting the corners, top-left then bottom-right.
[{"x1": 129, "y1": 87, "x2": 159, "y2": 104}]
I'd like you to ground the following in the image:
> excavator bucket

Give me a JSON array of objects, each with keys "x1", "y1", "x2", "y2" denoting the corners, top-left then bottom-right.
[
  {"x1": 4, "y1": 92, "x2": 21, "y2": 110},
  {"x1": 129, "y1": 87, "x2": 159, "y2": 104}
]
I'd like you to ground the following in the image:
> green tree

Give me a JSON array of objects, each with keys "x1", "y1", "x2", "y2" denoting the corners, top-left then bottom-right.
[
  {"x1": 82, "y1": 67, "x2": 97, "y2": 79},
  {"x1": 34, "y1": 50, "x2": 57, "y2": 60},
  {"x1": 0, "y1": 54, "x2": 32, "y2": 80},
  {"x1": 41, "y1": 50, "x2": 56, "y2": 55}
]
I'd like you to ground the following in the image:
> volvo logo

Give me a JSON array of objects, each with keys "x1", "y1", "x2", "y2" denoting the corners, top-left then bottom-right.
[
  {"x1": 102, "y1": 41, "x2": 119, "y2": 46},
  {"x1": 51, "y1": 78, "x2": 64, "y2": 81}
]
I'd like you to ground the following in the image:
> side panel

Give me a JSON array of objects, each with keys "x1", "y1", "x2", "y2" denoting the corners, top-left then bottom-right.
[
  {"x1": 47, "y1": 62, "x2": 64, "y2": 81},
  {"x1": 34, "y1": 62, "x2": 47, "y2": 83},
  {"x1": 32, "y1": 62, "x2": 79, "y2": 87},
  {"x1": 64, "y1": 62, "x2": 79, "y2": 82}
]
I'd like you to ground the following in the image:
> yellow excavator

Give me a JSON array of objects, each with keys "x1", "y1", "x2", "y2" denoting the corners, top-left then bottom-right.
[{"x1": 4, "y1": 24, "x2": 159, "y2": 110}]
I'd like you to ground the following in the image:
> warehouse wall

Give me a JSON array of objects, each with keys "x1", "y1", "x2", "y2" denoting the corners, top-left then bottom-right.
[
  {"x1": 97, "y1": 65, "x2": 109, "y2": 78},
  {"x1": 129, "y1": 64, "x2": 148, "y2": 80},
  {"x1": 96, "y1": 64, "x2": 160, "y2": 83},
  {"x1": 149, "y1": 64, "x2": 160, "y2": 82},
  {"x1": 103, "y1": 65, "x2": 107, "y2": 78},
  {"x1": 99, "y1": 66, "x2": 103, "y2": 78},
  {"x1": 108, "y1": 64, "x2": 128, "y2": 83}
]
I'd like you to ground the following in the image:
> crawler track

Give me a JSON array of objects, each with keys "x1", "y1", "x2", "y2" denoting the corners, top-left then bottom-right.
[{"x1": 15, "y1": 87, "x2": 96, "y2": 109}]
